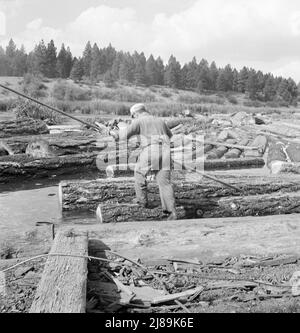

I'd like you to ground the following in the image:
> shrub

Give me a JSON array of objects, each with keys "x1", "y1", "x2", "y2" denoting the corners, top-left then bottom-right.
[
  {"x1": 92, "y1": 87, "x2": 156, "y2": 103},
  {"x1": 0, "y1": 98, "x2": 17, "y2": 112},
  {"x1": 243, "y1": 100, "x2": 264, "y2": 108},
  {"x1": 227, "y1": 95, "x2": 238, "y2": 105},
  {"x1": 177, "y1": 94, "x2": 225, "y2": 105},
  {"x1": 14, "y1": 99, "x2": 64, "y2": 125},
  {"x1": 21, "y1": 74, "x2": 48, "y2": 98},
  {"x1": 52, "y1": 81, "x2": 92, "y2": 101},
  {"x1": 161, "y1": 90, "x2": 172, "y2": 98}
]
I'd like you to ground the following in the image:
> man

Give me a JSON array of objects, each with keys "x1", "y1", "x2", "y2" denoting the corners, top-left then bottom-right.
[{"x1": 109, "y1": 103, "x2": 177, "y2": 220}]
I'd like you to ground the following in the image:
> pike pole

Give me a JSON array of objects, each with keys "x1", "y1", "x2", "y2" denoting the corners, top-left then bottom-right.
[{"x1": 0, "y1": 83, "x2": 107, "y2": 132}]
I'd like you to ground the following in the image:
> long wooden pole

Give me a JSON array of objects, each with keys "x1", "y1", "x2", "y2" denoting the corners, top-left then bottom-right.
[{"x1": 0, "y1": 83, "x2": 102, "y2": 132}]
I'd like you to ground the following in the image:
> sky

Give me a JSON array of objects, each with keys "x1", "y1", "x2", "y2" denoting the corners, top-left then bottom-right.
[{"x1": 1, "y1": 0, "x2": 300, "y2": 81}]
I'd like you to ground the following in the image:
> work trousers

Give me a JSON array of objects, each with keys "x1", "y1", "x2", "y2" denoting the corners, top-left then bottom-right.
[{"x1": 134, "y1": 144, "x2": 176, "y2": 213}]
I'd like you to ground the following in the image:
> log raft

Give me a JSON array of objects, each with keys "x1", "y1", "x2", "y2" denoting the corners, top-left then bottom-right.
[{"x1": 59, "y1": 175, "x2": 300, "y2": 220}]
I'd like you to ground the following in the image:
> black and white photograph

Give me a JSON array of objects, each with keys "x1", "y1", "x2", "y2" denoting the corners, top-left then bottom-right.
[{"x1": 0, "y1": 0, "x2": 299, "y2": 317}]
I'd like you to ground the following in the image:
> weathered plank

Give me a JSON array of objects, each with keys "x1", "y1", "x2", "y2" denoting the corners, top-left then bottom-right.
[
  {"x1": 30, "y1": 230, "x2": 88, "y2": 313},
  {"x1": 71, "y1": 214, "x2": 300, "y2": 262}
]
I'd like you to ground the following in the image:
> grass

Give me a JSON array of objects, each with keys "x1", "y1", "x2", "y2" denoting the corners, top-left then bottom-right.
[{"x1": 0, "y1": 76, "x2": 299, "y2": 122}]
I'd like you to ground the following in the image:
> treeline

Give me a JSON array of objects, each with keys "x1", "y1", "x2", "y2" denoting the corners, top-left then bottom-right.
[{"x1": 0, "y1": 38, "x2": 298, "y2": 105}]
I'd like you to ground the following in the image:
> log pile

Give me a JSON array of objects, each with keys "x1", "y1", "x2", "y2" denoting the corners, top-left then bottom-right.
[{"x1": 0, "y1": 118, "x2": 49, "y2": 138}]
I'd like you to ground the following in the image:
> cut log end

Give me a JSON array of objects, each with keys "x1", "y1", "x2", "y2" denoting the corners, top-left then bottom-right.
[
  {"x1": 96, "y1": 205, "x2": 103, "y2": 223},
  {"x1": 269, "y1": 161, "x2": 286, "y2": 175}
]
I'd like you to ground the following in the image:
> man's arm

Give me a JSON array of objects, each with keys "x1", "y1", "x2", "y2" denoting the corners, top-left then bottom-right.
[
  {"x1": 110, "y1": 119, "x2": 140, "y2": 141},
  {"x1": 164, "y1": 122, "x2": 173, "y2": 139}
]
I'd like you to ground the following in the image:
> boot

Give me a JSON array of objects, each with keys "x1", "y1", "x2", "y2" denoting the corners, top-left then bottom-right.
[
  {"x1": 167, "y1": 211, "x2": 177, "y2": 221},
  {"x1": 132, "y1": 197, "x2": 148, "y2": 208}
]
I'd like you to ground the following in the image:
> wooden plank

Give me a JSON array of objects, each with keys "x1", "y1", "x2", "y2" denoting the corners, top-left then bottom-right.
[
  {"x1": 30, "y1": 230, "x2": 88, "y2": 313},
  {"x1": 151, "y1": 286, "x2": 204, "y2": 305},
  {"x1": 68, "y1": 214, "x2": 300, "y2": 262}
]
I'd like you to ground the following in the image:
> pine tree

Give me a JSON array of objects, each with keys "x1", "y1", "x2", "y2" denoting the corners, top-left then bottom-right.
[
  {"x1": 82, "y1": 41, "x2": 92, "y2": 77},
  {"x1": 164, "y1": 55, "x2": 181, "y2": 88},
  {"x1": 0, "y1": 46, "x2": 8, "y2": 76},
  {"x1": 103, "y1": 70, "x2": 116, "y2": 87},
  {"x1": 70, "y1": 58, "x2": 84, "y2": 82},
  {"x1": 263, "y1": 76, "x2": 277, "y2": 101},
  {"x1": 119, "y1": 53, "x2": 135, "y2": 83},
  {"x1": 31, "y1": 40, "x2": 48, "y2": 75},
  {"x1": 185, "y1": 57, "x2": 198, "y2": 89},
  {"x1": 277, "y1": 79, "x2": 291, "y2": 103},
  {"x1": 145, "y1": 54, "x2": 157, "y2": 86},
  {"x1": 56, "y1": 44, "x2": 68, "y2": 78},
  {"x1": 198, "y1": 59, "x2": 211, "y2": 91},
  {"x1": 103, "y1": 43, "x2": 116, "y2": 72},
  {"x1": 6, "y1": 39, "x2": 17, "y2": 75},
  {"x1": 223, "y1": 64, "x2": 234, "y2": 91},
  {"x1": 246, "y1": 69, "x2": 259, "y2": 100},
  {"x1": 238, "y1": 67, "x2": 249, "y2": 93},
  {"x1": 133, "y1": 51, "x2": 146, "y2": 85},
  {"x1": 155, "y1": 57, "x2": 165, "y2": 85},
  {"x1": 90, "y1": 43, "x2": 101, "y2": 81},
  {"x1": 209, "y1": 61, "x2": 219, "y2": 91},
  {"x1": 45, "y1": 40, "x2": 57, "y2": 78},
  {"x1": 65, "y1": 47, "x2": 73, "y2": 78},
  {"x1": 111, "y1": 52, "x2": 123, "y2": 81},
  {"x1": 232, "y1": 69, "x2": 239, "y2": 92},
  {"x1": 216, "y1": 70, "x2": 227, "y2": 91},
  {"x1": 14, "y1": 45, "x2": 27, "y2": 76}
]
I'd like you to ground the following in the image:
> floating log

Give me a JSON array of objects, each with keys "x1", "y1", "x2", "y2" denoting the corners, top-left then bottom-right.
[
  {"x1": 202, "y1": 157, "x2": 264, "y2": 170},
  {"x1": 96, "y1": 204, "x2": 186, "y2": 223},
  {"x1": 93, "y1": 190, "x2": 300, "y2": 221},
  {"x1": 0, "y1": 118, "x2": 49, "y2": 138},
  {"x1": 267, "y1": 141, "x2": 288, "y2": 174},
  {"x1": 199, "y1": 191, "x2": 300, "y2": 218},
  {"x1": 267, "y1": 162, "x2": 300, "y2": 175},
  {"x1": 3, "y1": 132, "x2": 107, "y2": 155},
  {"x1": 99, "y1": 157, "x2": 265, "y2": 178},
  {"x1": 244, "y1": 135, "x2": 268, "y2": 158},
  {"x1": 259, "y1": 124, "x2": 299, "y2": 139},
  {"x1": 224, "y1": 139, "x2": 249, "y2": 159},
  {"x1": 30, "y1": 230, "x2": 88, "y2": 313},
  {"x1": 59, "y1": 174, "x2": 300, "y2": 212},
  {"x1": 206, "y1": 139, "x2": 236, "y2": 160},
  {"x1": 0, "y1": 152, "x2": 100, "y2": 183}
]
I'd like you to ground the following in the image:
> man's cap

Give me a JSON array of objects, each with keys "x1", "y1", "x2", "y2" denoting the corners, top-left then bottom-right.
[{"x1": 130, "y1": 103, "x2": 147, "y2": 116}]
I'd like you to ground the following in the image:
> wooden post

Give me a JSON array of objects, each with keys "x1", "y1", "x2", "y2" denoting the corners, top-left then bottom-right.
[{"x1": 30, "y1": 230, "x2": 88, "y2": 313}]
